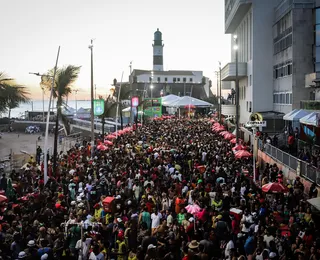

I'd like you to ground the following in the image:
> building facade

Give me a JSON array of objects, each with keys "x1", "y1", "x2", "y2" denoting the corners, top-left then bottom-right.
[
  {"x1": 223, "y1": 0, "x2": 320, "y2": 125},
  {"x1": 222, "y1": 0, "x2": 280, "y2": 125},
  {"x1": 130, "y1": 29, "x2": 213, "y2": 99}
]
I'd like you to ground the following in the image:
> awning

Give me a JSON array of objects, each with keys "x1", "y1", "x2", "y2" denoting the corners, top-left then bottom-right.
[
  {"x1": 283, "y1": 109, "x2": 298, "y2": 120},
  {"x1": 283, "y1": 109, "x2": 311, "y2": 121},
  {"x1": 161, "y1": 94, "x2": 181, "y2": 107},
  {"x1": 307, "y1": 197, "x2": 320, "y2": 211},
  {"x1": 167, "y1": 96, "x2": 213, "y2": 107},
  {"x1": 300, "y1": 112, "x2": 319, "y2": 127}
]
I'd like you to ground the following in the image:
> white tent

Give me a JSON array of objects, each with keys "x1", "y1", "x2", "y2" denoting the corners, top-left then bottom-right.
[
  {"x1": 161, "y1": 94, "x2": 181, "y2": 107},
  {"x1": 167, "y1": 96, "x2": 213, "y2": 107},
  {"x1": 300, "y1": 112, "x2": 319, "y2": 127},
  {"x1": 283, "y1": 109, "x2": 298, "y2": 121}
]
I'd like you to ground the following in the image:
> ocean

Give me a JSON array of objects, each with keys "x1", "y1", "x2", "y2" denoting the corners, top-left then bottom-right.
[{"x1": 9, "y1": 100, "x2": 91, "y2": 118}]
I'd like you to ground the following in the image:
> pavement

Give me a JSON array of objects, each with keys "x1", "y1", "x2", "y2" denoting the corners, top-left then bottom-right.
[{"x1": 0, "y1": 132, "x2": 54, "y2": 159}]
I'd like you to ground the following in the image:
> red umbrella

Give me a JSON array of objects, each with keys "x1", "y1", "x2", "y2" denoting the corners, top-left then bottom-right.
[
  {"x1": 97, "y1": 144, "x2": 108, "y2": 151},
  {"x1": 213, "y1": 122, "x2": 220, "y2": 127},
  {"x1": 232, "y1": 144, "x2": 248, "y2": 151},
  {"x1": 219, "y1": 131, "x2": 229, "y2": 136},
  {"x1": 104, "y1": 140, "x2": 113, "y2": 146},
  {"x1": 106, "y1": 135, "x2": 116, "y2": 140},
  {"x1": 215, "y1": 126, "x2": 225, "y2": 132},
  {"x1": 224, "y1": 133, "x2": 235, "y2": 140},
  {"x1": 262, "y1": 182, "x2": 288, "y2": 193},
  {"x1": 184, "y1": 104, "x2": 196, "y2": 109},
  {"x1": 0, "y1": 195, "x2": 8, "y2": 204},
  {"x1": 230, "y1": 138, "x2": 243, "y2": 144},
  {"x1": 235, "y1": 150, "x2": 252, "y2": 159}
]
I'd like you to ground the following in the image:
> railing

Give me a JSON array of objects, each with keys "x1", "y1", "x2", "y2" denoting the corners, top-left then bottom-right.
[
  {"x1": 259, "y1": 141, "x2": 297, "y2": 170},
  {"x1": 300, "y1": 161, "x2": 320, "y2": 185}
]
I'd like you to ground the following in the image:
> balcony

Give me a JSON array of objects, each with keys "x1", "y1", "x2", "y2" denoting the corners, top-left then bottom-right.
[
  {"x1": 225, "y1": 0, "x2": 252, "y2": 34},
  {"x1": 221, "y1": 104, "x2": 236, "y2": 116},
  {"x1": 221, "y1": 62, "x2": 247, "y2": 81},
  {"x1": 300, "y1": 100, "x2": 320, "y2": 110}
]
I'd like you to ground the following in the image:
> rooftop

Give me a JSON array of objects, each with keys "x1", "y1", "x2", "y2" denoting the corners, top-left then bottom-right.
[{"x1": 132, "y1": 69, "x2": 198, "y2": 76}]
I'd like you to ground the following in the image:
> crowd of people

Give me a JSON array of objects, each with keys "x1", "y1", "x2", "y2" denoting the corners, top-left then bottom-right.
[{"x1": 0, "y1": 117, "x2": 319, "y2": 260}]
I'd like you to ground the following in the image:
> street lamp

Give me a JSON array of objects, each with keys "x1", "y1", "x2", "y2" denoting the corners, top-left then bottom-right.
[
  {"x1": 73, "y1": 89, "x2": 79, "y2": 118},
  {"x1": 89, "y1": 39, "x2": 95, "y2": 157},
  {"x1": 150, "y1": 84, "x2": 154, "y2": 118},
  {"x1": 233, "y1": 34, "x2": 240, "y2": 144},
  {"x1": 29, "y1": 46, "x2": 60, "y2": 185}
]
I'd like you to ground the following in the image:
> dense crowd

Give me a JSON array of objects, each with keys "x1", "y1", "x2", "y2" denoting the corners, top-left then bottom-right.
[{"x1": 0, "y1": 117, "x2": 319, "y2": 260}]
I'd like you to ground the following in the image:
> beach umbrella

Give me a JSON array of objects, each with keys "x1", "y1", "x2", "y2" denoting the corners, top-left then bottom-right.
[
  {"x1": 235, "y1": 150, "x2": 252, "y2": 159},
  {"x1": 106, "y1": 135, "x2": 116, "y2": 140},
  {"x1": 224, "y1": 133, "x2": 235, "y2": 140},
  {"x1": 215, "y1": 126, "x2": 225, "y2": 132},
  {"x1": 97, "y1": 144, "x2": 108, "y2": 151},
  {"x1": 184, "y1": 104, "x2": 196, "y2": 109},
  {"x1": 232, "y1": 144, "x2": 248, "y2": 151},
  {"x1": 104, "y1": 140, "x2": 113, "y2": 146},
  {"x1": 185, "y1": 204, "x2": 201, "y2": 215},
  {"x1": 219, "y1": 131, "x2": 229, "y2": 136},
  {"x1": 213, "y1": 122, "x2": 220, "y2": 127},
  {"x1": 262, "y1": 182, "x2": 288, "y2": 193},
  {"x1": 230, "y1": 138, "x2": 243, "y2": 144},
  {"x1": 0, "y1": 195, "x2": 8, "y2": 204}
]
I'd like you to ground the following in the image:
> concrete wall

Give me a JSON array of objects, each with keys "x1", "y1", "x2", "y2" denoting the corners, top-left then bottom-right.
[
  {"x1": 292, "y1": 8, "x2": 314, "y2": 109},
  {"x1": 251, "y1": 0, "x2": 278, "y2": 113}
]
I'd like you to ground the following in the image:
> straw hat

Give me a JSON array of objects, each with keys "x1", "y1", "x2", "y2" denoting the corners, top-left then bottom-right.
[{"x1": 188, "y1": 240, "x2": 199, "y2": 249}]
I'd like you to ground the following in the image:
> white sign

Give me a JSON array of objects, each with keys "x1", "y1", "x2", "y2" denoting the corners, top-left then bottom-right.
[{"x1": 246, "y1": 121, "x2": 267, "y2": 127}]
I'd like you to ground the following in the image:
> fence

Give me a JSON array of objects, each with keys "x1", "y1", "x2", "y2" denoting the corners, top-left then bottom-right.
[
  {"x1": 260, "y1": 141, "x2": 298, "y2": 171},
  {"x1": 300, "y1": 161, "x2": 320, "y2": 185}
]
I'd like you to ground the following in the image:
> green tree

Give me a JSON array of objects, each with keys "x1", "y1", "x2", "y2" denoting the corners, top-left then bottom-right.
[
  {"x1": 0, "y1": 72, "x2": 30, "y2": 117},
  {"x1": 41, "y1": 65, "x2": 81, "y2": 175}
]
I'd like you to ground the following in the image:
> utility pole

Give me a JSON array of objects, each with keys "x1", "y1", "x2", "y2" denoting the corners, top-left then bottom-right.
[
  {"x1": 89, "y1": 39, "x2": 95, "y2": 157},
  {"x1": 215, "y1": 71, "x2": 219, "y2": 117},
  {"x1": 234, "y1": 35, "x2": 240, "y2": 144},
  {"x1": 219, "y1": 61, "x2": 222, "y2": 123},
  {"x1": 95, "y1": 84, "x2": 97, "y2": 100},
  {"x1": 129, "y1": 61, "x2": 133, "y2": 125},
  {"x1": 73, "y1": 89, "x2": 79, "y2": 117}
]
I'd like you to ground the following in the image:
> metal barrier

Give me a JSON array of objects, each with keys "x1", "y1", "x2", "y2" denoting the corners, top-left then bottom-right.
[
  {"x1": 259, "y1": 141, "x2": 297, "y2": 170},
  {"x1": 300, "y1": 161, "x2": 320, "y2": 185}
]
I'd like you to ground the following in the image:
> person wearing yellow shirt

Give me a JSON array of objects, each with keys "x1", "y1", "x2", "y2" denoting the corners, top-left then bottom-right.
[{"x1": 93, "y1": 203, "x2": 102, "y2": 222}]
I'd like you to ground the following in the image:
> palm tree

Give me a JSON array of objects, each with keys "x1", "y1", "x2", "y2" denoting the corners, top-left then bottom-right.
[
  {"x1": 41, "y1": 65, "x2": 81, "y2": 176},
  {"x1": 0, "y1": 72, "x2": 29, "y2": 117}
]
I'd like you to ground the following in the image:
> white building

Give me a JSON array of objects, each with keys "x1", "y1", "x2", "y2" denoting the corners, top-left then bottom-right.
[
  {"x1": 131, "y1": 29, "x2": 213, "y2": 99},
  {"x1": 222, "y1": 0, "x2": 280, "y2": 126}
]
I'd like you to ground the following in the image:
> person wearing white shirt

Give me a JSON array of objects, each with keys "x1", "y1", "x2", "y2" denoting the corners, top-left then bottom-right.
[
  {"x1": 224, "y1": 238, "x2": 234, "y2": 260},
  {"x1": 151, "y1": 211, "x2": 162, "y2": 235},
  {"x1": 75, "y1": 237, "x2": 92, "y2": 260}
]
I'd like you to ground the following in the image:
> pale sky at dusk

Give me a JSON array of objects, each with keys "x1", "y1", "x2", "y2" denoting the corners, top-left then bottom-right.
[{"x1": 0, "y1": 0, "x2": 230, "y2": 100}]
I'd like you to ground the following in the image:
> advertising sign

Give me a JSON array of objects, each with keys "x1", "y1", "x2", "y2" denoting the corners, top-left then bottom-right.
[
  {"x1": 143, "y1": 98, "x2": 162, "y2": 118},
  {"x1": 93, "y1": 99, "x2": 104, "y2": 116},
  {"x1": 131, "y1": 96, "x2": 139, "y2": 107}
]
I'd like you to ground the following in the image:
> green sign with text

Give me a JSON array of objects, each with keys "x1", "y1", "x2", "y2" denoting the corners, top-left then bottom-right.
[{"x1": 94, "y1": 99, "x2": 104, "y2": 116}]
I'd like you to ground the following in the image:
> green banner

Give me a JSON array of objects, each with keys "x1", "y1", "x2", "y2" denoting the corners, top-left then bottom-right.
[
  {"x1": 143, "y1": 98, "x2": 162, "y2": 118},
  {"x1": 93, "y1": 99, "x2": 104, "y2": 116}
]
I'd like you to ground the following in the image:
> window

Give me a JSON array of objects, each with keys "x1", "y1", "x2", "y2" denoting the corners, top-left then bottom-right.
[
  {"x1": 280, "y1": 93, "x2": 284, "y2": 103},
  {"x1": 149, "y1": 77, "x2": 152, "y2": 82},
  {"x1": 273, "y1": 94, "x2": 276, "y2": 103},
  {"x1": 246, "y1": 101, "x2": 249, "y2": 111},
  {"x1": 183, "y1": 77, "x2": 186, "y2": 83},
  {"x1": 165, "y1": 77, "x2": 168, "y2": 82},
  {"x1": 244, "y1": 86, "x2": 246, "y2": 99},
  {"x1": 290, "y1": 93, "x2": 293, "y2": 104},
  {"x1": 177, "y1": 78, "x2": 180, "y2": 82},
  {"x1": 286, "y1": 93, "x2": 290, "y2": 104},
  {"x1": 173, "y1": 77, "x2": 176, "y2": 82},
  {"x1": 157, "y1": 77, "x2": 160, "y2": 82},
  {"x1": 288, "y1": 64, "x2": 292, "y2": 75},
  {"x1": 249, "y1": 75, "x2": 252, "y2": 86},
  {"x1": 316, "y1": 8, "x2": 320, "y2": 25},
  {"x1": 190, "y1": 78, "x2": 193, "y2": 82}
]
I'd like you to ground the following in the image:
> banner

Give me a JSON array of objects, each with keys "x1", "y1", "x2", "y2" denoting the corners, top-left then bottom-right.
[{"x1": 93, "y1": 99, "x2": 104, "y2": 116}]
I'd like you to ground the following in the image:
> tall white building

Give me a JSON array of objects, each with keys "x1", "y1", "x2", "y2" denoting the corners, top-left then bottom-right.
[{"x1": 222, "y1": 0, "x2": 280, "y2": 125}]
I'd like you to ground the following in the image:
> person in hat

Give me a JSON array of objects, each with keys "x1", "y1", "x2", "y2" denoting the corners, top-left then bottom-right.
[
  {"x1": 24, "y1": 240, "x2": 37, "y2": 260},
  {"x1": 113, "y1": 230, "x2": 127, "y2": 260}
]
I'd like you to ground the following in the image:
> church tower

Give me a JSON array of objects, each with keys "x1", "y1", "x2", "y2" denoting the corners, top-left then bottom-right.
[{"x1": 153, "y1": 28, "x2": 164, "y2": 71}]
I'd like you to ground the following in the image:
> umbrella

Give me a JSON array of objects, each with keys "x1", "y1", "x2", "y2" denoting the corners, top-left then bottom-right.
[
  {"x1": 97, "y1": 144, "x2": 108, "y2": 151},
  {"x1": 106, "y1": 135, "x2": 116, "y2": 140},
  {"x1": 212, "y1": 126, "x2": 225, "y2": 132},
  {"x1": 219, "y1": 131, "x2": 229, "y2": 136},
  {"x1": 213, "y1": 122, "x2": 220, "y2": 127},
  {"x1": 0, "y1": 195, "x2": 8, "y2": 204},
  {"x1": 262, "y1": 183, "x2": 288, "y2": 193},
  {"x1": 235, "y1": 150, "x2": 252, "y2": 159},
  {"x1": 232, "y1": 144, "x2": 248, "y2": 151},
  {"x1": 104, "y1": 140, "x2": 113, "y2": 146},
  {"x1": 185, "y1": 204, "x2": 201, "y2": 215},
  {"x1": 184, "y1": 104, "x2": 196, "y2": 109},
  {"x1": 224, "y1": 133, "x2": 235, "y2": 140},
  {"x1": 230, "y1": 138, "x2": 243, "y2": 144}
]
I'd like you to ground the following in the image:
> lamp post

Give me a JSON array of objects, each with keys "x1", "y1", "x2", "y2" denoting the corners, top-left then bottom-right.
[
  {"x1": 215, "y1": 71, "x2": 219, "y2": 117},
  {"x1": 73, "y1": 89, "x2": 79, "y2": 118},
  {"x1": 29, "y1": 46, "x2": 60, "y2": 185},
  {"x1": 129, "y1": 61, "x2": 133, "y2": 125},
  {"x1": 115, "y1": 72, "x2": 124, "y2": 138},
  {"x1": 219, "y1": 61, "x2": 222, "y2": 123},
  {"x1": 234, "y1": 35, "x2": 240, "y2": 144},
  {"x1": 89, "y1": 39, "x2": 95, "y2": 157}
]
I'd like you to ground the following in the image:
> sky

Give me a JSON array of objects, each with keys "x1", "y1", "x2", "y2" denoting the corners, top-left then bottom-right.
[{"x1": 0, "y1": 0, "x2": 230, "y2": 100}]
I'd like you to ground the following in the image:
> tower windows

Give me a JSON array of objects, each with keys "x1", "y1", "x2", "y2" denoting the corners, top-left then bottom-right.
[
  {"x1": 165, "y1": 77, "x2": 168, "y2": 82},
  {"x1": 183, "y1": 78, "x2": 186, "y2": 83},
  {"x1": 157, "y1": 77, "x2": 160, "y2": 82},
  {"x1": 177, "y1": 78, "x2": 180, "y2": 82},
  {"x1": 173, "y1": 78, "x2": 176, "y2": 82},
  {"x1": 189, "y1": 78, "x2": 193, "y2": 82}
]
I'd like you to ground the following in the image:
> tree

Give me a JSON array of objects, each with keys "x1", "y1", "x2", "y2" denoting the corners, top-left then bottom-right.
[
  {"x1": 0, "y1": 72, "x2": 30, "y2": 117},
  {"x1": 41, "y1": 65, "x2": 81, "y2": 176}
]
